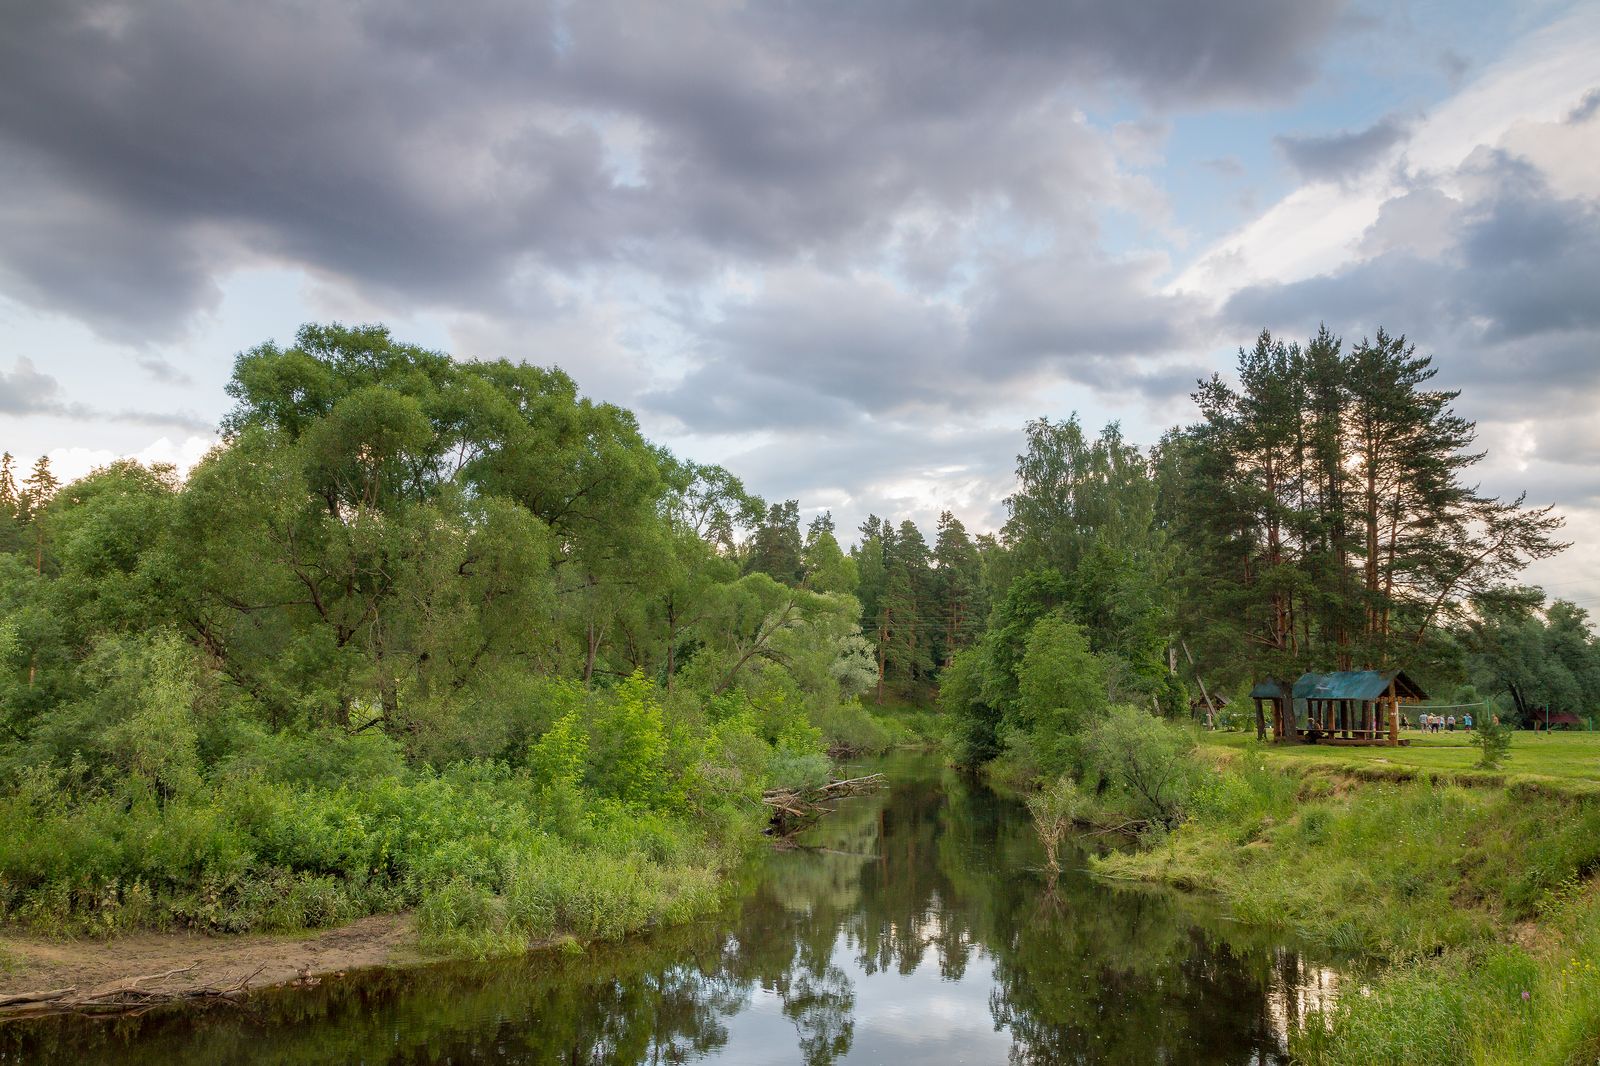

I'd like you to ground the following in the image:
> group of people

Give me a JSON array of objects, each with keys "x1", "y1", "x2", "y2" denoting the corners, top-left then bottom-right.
[{"x1": 1415, "y1": 712, "x2": 1471, "y2": 732}]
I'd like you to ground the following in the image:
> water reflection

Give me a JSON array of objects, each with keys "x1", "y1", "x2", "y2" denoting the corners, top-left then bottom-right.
[{"x1": 0, "y1": 754, "x2": 1344, "y2": 1065}]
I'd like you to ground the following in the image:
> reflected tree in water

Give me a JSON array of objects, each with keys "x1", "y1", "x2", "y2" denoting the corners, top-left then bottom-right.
[{"x1": 2, "y1": 757, "x2": 1335, "y2": 1066}]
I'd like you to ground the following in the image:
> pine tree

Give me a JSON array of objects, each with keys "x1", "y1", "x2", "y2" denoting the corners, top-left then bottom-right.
[
  {"x1": 20, "y1": 455, "x2": 59, "y2": 577},
  {"x1": 1342, "y1": 330, "x2": 1564, "y2": 660},
  {"x1": 0, "y1": 452, "x2": 17, "y2": 517},
  {"x1": 1175, "y1": 326, "x2": 1566, "y2": 681},
  {"x1": 746, "y1": 500, "x2": 804, "y2": 585},
  {"x1": 0, "y1": 452, "x2": 19, "y2": 555},
  {"x1": 932, "y1": 511, "x2": 986, "y2": 668},
  {"x1": 802, "y1": 512, "x2": 857, "y2": 593},
  {"x1": 852, "y1": 516, "x2": 893, "y2": 701}
]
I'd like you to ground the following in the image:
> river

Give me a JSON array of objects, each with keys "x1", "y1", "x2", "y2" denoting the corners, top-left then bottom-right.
[{"x1": 1, "y1": 752, "x2": 1344, "y2": 1064}]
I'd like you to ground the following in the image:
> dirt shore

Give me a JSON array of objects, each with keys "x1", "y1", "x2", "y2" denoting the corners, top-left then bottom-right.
[{"x1": 0, "y1": 913, "x2": 421, "y2": 1009}]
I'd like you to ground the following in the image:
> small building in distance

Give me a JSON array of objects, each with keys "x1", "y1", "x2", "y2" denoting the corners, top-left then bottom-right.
[
  {"x1": 1252, "y1": 670, "x2": 1429, "y2": 746},
  {"x1": 1190, "y1": 693, "x2": 1229, "y2": 721},
  {"x1": 1527, "y1": 710, "x2": 1585, "y2": 730}
]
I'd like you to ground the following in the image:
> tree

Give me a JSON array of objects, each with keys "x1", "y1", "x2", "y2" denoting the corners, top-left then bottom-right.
[
  {"x1": 1462, "y1": 590, "x2": 1600, "y2": 726},
  {"x1": 1473, "y1": 713, "x2": 1512, "y2": 770},
  {"x1": 1082, "y1": 706, "x2": 1196, "y2": 830},
  {"x1": 802, "y1": 514, "x2": 857, "y2": 594},
  {"x1": 1014, "y1": 614, "x2": 1107, "y2": 772},
  {"x1": 19, "y1": 455, "x2": 59, "y2": 578},
  {"x1": 747, "y1": 500, "x2": 805, "y2": 586},
  {"x1": 0, "y1": 452, "x2": 17, "y2": 521},
  {"x1": 1173, "y1": 327, "x2": 1567, "y2": 684},
  {"x1": 932, "y1": 511, "x2": 987, "y2": 668},
  {"x1": 1001, "y1": 417, "x2": 1155, "y2": 585}
]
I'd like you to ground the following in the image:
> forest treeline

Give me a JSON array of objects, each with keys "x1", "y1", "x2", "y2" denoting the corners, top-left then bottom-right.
[
  {"x1": 0, "y1": 321, "x2": 1591, "y2": 949},
  {"x1": 940, "y1": 326, "x2": 1581, "y2": 774}
]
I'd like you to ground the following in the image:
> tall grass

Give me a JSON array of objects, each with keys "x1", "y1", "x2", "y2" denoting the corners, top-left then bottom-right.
[
  {"x1": 1093, "y1": 742, "x2": 1600, "y2": 1065},
  {"x1": 1294, "y1": 886, "x2": 1600, "y2": 1065},
  {"x1": 0, "y1": 754, "x2": 761, "y2": 955}
]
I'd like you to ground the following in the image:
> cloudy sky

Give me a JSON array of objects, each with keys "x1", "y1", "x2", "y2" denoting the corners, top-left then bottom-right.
[{"x1": 2, "y1": 0, "x2": 1598, "y2": 607}]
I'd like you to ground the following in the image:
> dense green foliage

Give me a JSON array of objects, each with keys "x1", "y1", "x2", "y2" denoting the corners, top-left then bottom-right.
[
  {"x1": 1459, "y1": 590, "x2": 1600, "y2": 726},
  {"x1": 0, "y1": 756, "x2": 1359, "y2": 1065},
  {"x1": 2, "y1": 316, "x2": 1593, "y2": 1063},
  {"x1": 938, "y1": 325, "x2": 1573, "y2": 778},
  {"x1": 915, "y1": 325, "x2": 1592, "y2": 1063},
  {"x1": 1097, "y1": 745, "x2": 1600, "y2": 1065},
  {"x1": 0, "y1": 325, "x2": 914, "y2": 949},
  {"x1": 1165, "y1": 327, "x2": 1565, "y2": 692}
]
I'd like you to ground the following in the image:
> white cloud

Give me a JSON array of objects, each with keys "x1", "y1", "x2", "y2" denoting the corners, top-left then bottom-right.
[
  {"x1": 1176, "y1": 6, "x2": 1600, "y2": 304},
  {"x1": 44, "y1": 434, "x2": 217, "y2": 485}
]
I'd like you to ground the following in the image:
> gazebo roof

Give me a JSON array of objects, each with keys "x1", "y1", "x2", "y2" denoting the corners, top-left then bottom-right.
[
  {"x1": 1292, "y1": 670, "x2": 1428, "y2": 702},
  {"x1": 1249, "y1": 678, "x2": 1292, "y2": 699}
]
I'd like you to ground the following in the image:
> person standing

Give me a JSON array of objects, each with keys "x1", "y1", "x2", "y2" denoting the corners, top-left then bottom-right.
[
  {"x1": 1464, "y1": 712, "x2": 1473, "y2": 731},
  {"x1": 1447, "y1": 714, "x2": 1456, "y2": 732}
]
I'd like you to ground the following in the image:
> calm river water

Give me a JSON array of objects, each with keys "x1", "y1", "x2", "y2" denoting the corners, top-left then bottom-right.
[{"x1": 2, "y1": 753, "x2": 1343, "y2": 1064}]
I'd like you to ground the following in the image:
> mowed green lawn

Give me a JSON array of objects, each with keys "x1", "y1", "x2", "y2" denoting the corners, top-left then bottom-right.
[{"x1": 1203, "y1": 727, "x2": 1600, "y2": 784}]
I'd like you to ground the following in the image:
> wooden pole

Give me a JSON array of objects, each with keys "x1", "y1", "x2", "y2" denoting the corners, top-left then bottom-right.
[
  {"x1": 1180, "y1": 641, "x2": 1217, "y2": 732},
  {"x1": 1387, "y1": 679, "x2": 1399, "y2": 745}
]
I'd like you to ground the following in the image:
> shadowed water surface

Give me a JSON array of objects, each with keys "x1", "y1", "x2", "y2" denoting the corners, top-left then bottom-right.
[{"x1": 1, "y1": 754, "x2": 1342, "y2": 1064}]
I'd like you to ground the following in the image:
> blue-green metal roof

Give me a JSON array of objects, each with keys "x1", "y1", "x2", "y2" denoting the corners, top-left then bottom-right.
[
  {"x1": 1249, "y1": 678, "x2": 1292, "y2": 699},
  {"x1": 1291, "y1": 670, "x2": 1427, "y2": 701}
]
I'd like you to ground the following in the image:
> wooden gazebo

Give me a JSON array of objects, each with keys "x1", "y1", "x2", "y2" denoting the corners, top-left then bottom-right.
[
  {"x1": 1250, "y1": 678, "x2": 1294, "y2": 742},
  {"x1": 1292, "y1": 670, "x2": 1428, "y2": 746}
]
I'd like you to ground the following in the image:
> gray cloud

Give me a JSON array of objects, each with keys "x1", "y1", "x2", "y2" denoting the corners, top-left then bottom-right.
[
  {"x1": 0, "y1": 0, "x2": 1346, "y2": 342},
  {"x1": 1199, "y1": 156, "x2": 1247, "y2": 178},
  {"x1": 644, "y1": 248, "x2": 1208, "y2": 433},
  {"x1": 720, "y1": 418, "x2": 1022, "y2": 538},
  {"x1": 0, "y1": 357, "x2": 75, "y2": 416},
  {"x1": 1221, "y1": 150, "x2": 1600, "y2": 507},
  {"x1": 1356, "y1": 187, "x2": 1460, "y2": 258},
  {"x1": 0, "y1": 357, "x2": 213, "y2": 432},
  {"x1": 1228, "y1": 154, "x2": 1600, "y2": 345},
  {"x1": 1274, "y1": 114, "x2": 1410, "y2": 183},
  {"x1": 1438, "y1": 49, "x2": 1471, "y2": 89},
  {"x1": 1569, "y1": 88, "x2": 1600, "y2": 124},
  {"x1": 136, "y1": 356, "x2": 193, "y2": 386}
]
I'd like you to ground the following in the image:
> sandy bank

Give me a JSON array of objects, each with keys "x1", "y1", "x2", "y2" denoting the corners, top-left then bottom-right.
[{"x1": 0, "y1": 913, "x2": 421, "y2": 1013}]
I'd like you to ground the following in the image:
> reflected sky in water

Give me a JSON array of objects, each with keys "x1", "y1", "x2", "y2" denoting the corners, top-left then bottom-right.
[{"x1": 1, "y1": 753, "x2": 1345, "y2": 1064}]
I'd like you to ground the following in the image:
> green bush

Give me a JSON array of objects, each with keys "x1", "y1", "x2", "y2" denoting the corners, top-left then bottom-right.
[
  {"x1": 1014, "y1": 614, "x2": 1107, "y2": 773},
  {"x1": 1081, "y1": 706, "x2": 1196, "y2": 829},
  {"x1": 1474, "y1": 715, "x2": 1513, "y2": 769}
]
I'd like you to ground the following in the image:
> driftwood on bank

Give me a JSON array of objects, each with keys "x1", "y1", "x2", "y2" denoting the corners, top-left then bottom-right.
[
  {"x1": 762, "y1": 773, "x2": 885, "y2": 836},
  {"x1": 0, "y1": 964, "x2": 266, "y2": 1020}
]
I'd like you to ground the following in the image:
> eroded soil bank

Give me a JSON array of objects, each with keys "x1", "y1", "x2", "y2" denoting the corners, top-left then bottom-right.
[{"x1": 0, "y1": 913, "x2": 420, "y2": 1008}]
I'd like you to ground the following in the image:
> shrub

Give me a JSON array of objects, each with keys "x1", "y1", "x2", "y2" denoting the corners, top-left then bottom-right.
[
  {"x1": 1081, "y1": 707, "x2": 1197, "y2": 829},
  {"x1": 1474, "y1": 715, "x2": 1512, "y2": 770},
  {"x1": 1026, "y1": 776, "x2": 1084, "y2": 874}
]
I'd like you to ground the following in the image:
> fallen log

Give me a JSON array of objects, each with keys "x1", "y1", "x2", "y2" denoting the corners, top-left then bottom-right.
[
  {"x1": 0, "y1": 964, "x2": 266, "y2": 1020},
  {"x1": 0, "y1": 987, "x2": 75, "y2": 1009},
  {"x1": 762, "y1": 773, "x2": 885, "y2": 835}
]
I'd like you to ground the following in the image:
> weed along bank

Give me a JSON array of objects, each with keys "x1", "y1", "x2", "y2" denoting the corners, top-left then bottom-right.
[{"x1": 1253, "y1": 669, "x2": 1428, "y2": 746}]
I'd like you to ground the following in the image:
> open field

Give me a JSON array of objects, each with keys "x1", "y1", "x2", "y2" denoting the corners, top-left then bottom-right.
[{"x1": 1203, "y1": 728, "x2": 1600, "y2": 785}]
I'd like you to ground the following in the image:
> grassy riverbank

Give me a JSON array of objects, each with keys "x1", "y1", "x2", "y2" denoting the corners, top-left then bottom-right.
[
  {"x1": 0, "y1": 730, "x2": 762, "y2": 963},
  {"x1": 1092, "y1": 741, "x2": 1600, "y2": 1064},
  {"x1": 0, "y1": 690, "x2": 930, "y2": 1003},
  {"x1": 1204, "y1": 729, "x2": 1600, "y2": 789}
]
